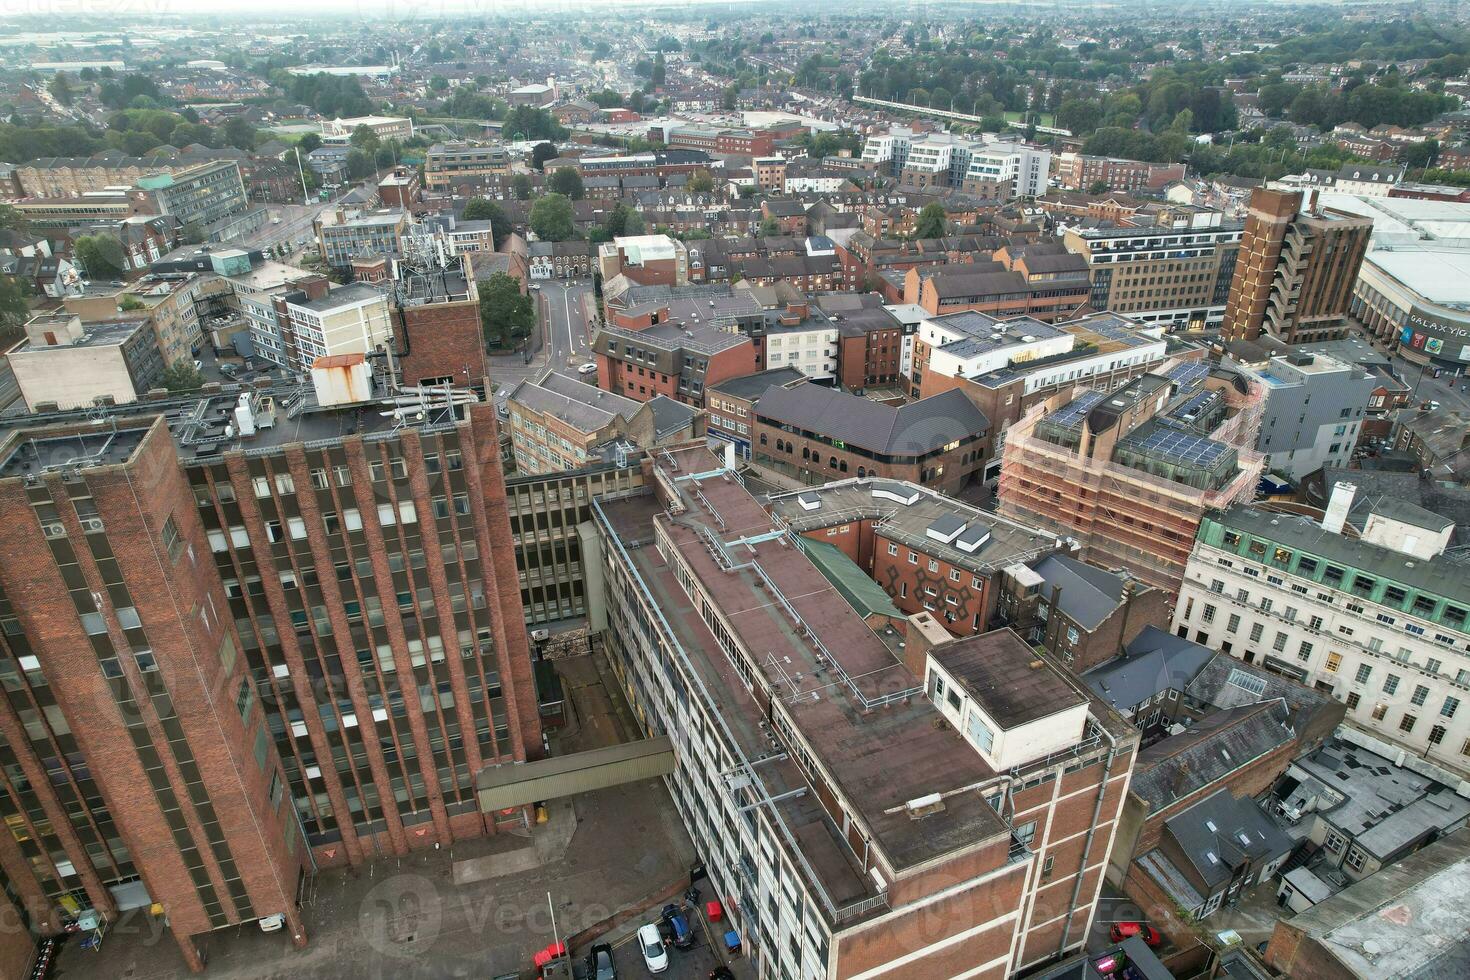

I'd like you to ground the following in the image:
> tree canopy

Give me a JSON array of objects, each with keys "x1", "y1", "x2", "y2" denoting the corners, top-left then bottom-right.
[
  {"x1": 478, "y1": 273, "x2": 534, "y2": 349},
  {"x1": 530, "y1": 193, "x2": 575, "y2": 242}
]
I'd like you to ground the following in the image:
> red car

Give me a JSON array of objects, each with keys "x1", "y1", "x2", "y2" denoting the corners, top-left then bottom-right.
[{"x1": 1109, "y1": 921, "x2": 1162, "y2": 947}]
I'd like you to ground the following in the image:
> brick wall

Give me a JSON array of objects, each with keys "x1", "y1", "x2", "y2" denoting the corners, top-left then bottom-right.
[{"x1": 395, "y1": 298, "x2": 485, "y2": 387}]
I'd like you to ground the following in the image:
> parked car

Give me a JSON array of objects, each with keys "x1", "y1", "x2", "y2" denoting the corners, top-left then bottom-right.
[
  {"x1": 661, "y1": 904, "x2": 694, "y2": 949},
  {"x1": 638, "y1": 923, "x2": 669, "y2": 974},
  {"x1": 709, "y1": 969, "x2": 735, "y2": 980},
  {"x1": 577, "y1": 362, "x2": 598, "y2": 375},
  {"x1": 1109, "y1": 921, "x2": 1162, "y2": 947},
  {"x1": 587, "y1": 941, "x2": 617, "y2": 980}
]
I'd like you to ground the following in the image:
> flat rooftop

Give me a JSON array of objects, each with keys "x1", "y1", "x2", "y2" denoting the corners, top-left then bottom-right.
[
  {"x1": 18, "y1": 315, "x2": 149, "y2": 349},
  {"x1": 598, "y1": 445, "x2": 1015, "y2": 887},
  {"x1": 1290, "y1": 738, "x2": 1470, "y2": 861},
  {"x1": 0, "y1": 375, "x2": 475, "y2": 475},
  {"x1": 767, "y1": 478, "x2": 1063, "y2": 575},
  {"x1": 1282, "y1": 827, "x2": 1470, "y2": 979},
  {"x1": 932, "y1": 630, "x2": 1088, "y2": 729},
  {"x1": 292, "y1": 282, "x2": 385, "y2": 313}
]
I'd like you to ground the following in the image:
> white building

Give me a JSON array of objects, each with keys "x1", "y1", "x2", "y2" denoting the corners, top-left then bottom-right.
[
  {"x1": 859, "y1": 126, "x2": 1049, "y2": 199},
  {"x1": 917, "y1": 311, "x2": 1074, "y2": 380},
  {"x1": 1248, "y1": 352, "x2": 1377, "y2": 482},
  {"x1": 281, "y1": 282, "x2": 393, "y2": 370},
  {"x1": 319, "y1": 115, "x2": 414, "y2": 144},
  {"x1": 226, "y1": 261, "x2": 318, "y2": 371},
  {"x1": 1172, "y1": 487, "x2": 1470, "y2": 778},
  {"x1": 1332, "y1": 164, "x2": 1404, "y2": 198},
  {"x1": 964, "y1": 144, "x2": 1051, "y2": 199},
  {"x1": 784, "y1": 175, "x2": 848, "y2": 194},
  {"x1": 764, "y1": 320, "x2": 839, "y2": 382}
]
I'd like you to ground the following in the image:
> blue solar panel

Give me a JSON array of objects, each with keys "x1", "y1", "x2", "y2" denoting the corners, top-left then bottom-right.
[
  {"x1": 1047, "y1": 390, "x2": 1107, "y2": 430},
  {"x1": 1169, "y1": 390, "x2": 1220, "y2": 423},
  {"x1": 1166, "y1": 361, "x2": 1210, "y2": 392},
  {"x1": 1122, "y1": 424, "x2": 1231, "y2": 468}
]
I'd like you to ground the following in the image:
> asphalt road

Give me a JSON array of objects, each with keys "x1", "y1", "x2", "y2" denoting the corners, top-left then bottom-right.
[
  {"x1": 485, "y1": 278, "x2": 597, "y2": 411},
  {"x1": 1394, "y1": 355, "x2": 1470, "y2": 414}
]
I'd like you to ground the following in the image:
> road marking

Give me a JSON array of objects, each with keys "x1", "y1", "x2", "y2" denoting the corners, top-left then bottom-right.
[{"x1": 565, "y1": 286, "x2": 576, "y2": 354}]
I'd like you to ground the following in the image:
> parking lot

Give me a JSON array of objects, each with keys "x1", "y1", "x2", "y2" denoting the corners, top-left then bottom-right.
[
  {"x1": 589, "y1": 896, "x2": 735, "y2": 979},
  {"x1": 51, "y1": 650, "x2": 709, "y2": 980}
]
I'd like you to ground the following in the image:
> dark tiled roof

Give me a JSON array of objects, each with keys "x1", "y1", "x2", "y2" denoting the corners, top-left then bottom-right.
[
  {"x1": 758, "y1": 384, "x2": 989, "y2": 457},
  {"x1": 707, "y1": 367, "x2": 806, "y2": 401},
  {"x1": 1030, "y1": 554, "x2": 1129, "y2": 631},
  {"x1": 1083, "y1": 626, "x2": 1215, "y2": 709},
  {"x1": 1131, "y1": 702, "x2": 1294, "y2": 814},
  {"x1": 1162, "y1": 788, "x2": 1294, "y2": 888}
]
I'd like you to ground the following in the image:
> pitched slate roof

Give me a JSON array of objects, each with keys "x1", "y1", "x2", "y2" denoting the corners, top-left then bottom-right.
[
  {"x1": 1131, "y1": 701, "x2": 1295, "y2": 814},
  {"x1": 1163, "y1": 788, "x2": 1294, "y2": 888},
  {"x1": 754, "y1": 383, "x2": 989, "y2": 457},
  {"x1": 1083, "y1": 626, "x2": 1214, "y2": 710},
  {"x1": 1031, "y1": 554, "x2": 1130, "y2": 632}
]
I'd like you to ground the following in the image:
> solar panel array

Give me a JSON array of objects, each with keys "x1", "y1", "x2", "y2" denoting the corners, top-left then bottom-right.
[
  {"x1": 1046, "y1": 390, "x2": 1108, "y2": 431},
  {"x1": 1165, "y1": 361, "x2": 1210, "y2": 392},
  {"x1": 1167, "y1": 389, "x2": 1221, "y2": 425},
  {"x1": 1083, "y1": 313, "x2": 1147, "y2": 345},
  {"x1": 1122, "y1": 424, "x2": 1232, "y2": 469}
]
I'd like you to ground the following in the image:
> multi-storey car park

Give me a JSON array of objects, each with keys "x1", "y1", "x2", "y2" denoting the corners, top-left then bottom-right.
[
  {"x1": 588, "y1": 444, "x2": 1138, "y2": 980},
  {"x1": 0, "y1": 369, "x2": 538, "y2": 969}
]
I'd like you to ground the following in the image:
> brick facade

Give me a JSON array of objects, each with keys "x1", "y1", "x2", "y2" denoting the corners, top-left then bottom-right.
[
  {"x1": 0, "y1": 397, "x2": 537, "y2": 971},
  {"x1": 394, "y1": 296, "x2": 486, "y2": 387}
]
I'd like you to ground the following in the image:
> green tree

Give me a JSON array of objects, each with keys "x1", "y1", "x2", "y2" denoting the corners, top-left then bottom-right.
[
  {"x1": 345, "y1": 148, "x2": 376, "y2": 180},
  {"x1": 912, "y1": 202, "x2": 947, "y2": 240},
  {"x1": 462, "y1": 198, "x2": 510, "y2": 248},
  {"x1": 429, "y1": 75, "x2": 449, "y2": 92},
  {"x1": 1401, "y1": 139, "x2": 1439, "y2": 170},
  {"x1": 161, "y1": 361, "x2": 205, "y2": 392},
  {"x1": 0, "y1": 203, "x2": 27, "y2": 234},
  {"x1": 531, "y1": 142, "x2": 559, "y2": 171},
  {"x1": 530, "y1": 193, "x2": 575, "y2": 242},
  {"x1": 548, "y1": 167, "x2": 584, "y2": 199},
  {"x1": 348, "y1": 124, "x2": 380, "y2": 152},
  {"x1": 511, "y1": 173, "x2": 532, "y2": 200},
  {"x1": 478, "y1": 272, "x2": 534, "y2": 348},
  {"x1": 222, "y1": 116, "x2": 257, "y2": 151},
  {"x1": 48, "y1": 73, "x2": 73, "y2": 106},
  {"x1": 687, "y1": 169, "x2": 714, "y2": 193},
  {"x1": 73, "y1": 235, "x2": 127, "y2": 278},
  {"x1": 297, "y1": 132, "x2": 322, "y2": 153},
  {"x1": 0, "y1": 275, "x2": 29, "y2": 341},
  {"x1": 604, "y1": 203, "x2": 644, "y2": 239}
]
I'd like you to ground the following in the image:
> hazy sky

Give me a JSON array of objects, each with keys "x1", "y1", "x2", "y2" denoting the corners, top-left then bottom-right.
[{"x1": 5, "y1": 0, "x2": 759, "y2": 17}]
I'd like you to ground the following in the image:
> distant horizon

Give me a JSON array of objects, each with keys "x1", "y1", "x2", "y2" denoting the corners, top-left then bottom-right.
[{"x1": 0, "y1": 0, "x2": 1387, "y2": 24}]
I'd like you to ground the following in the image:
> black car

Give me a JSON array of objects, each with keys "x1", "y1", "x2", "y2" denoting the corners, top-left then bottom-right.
[
  {"x1": 709, "y1": 969, "x2": 735, "y2": 980},
  {"x1": 587, "y1": 942, "x2": 616, "y2": 980}
]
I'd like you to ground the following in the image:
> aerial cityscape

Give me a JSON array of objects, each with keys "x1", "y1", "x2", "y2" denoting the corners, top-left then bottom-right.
[{"x1": 0, "y1": 2, "x2": 1468, "y2": 979}]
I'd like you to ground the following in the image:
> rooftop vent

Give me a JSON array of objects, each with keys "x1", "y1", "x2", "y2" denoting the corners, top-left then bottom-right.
[{"x1": 904, "y1": 793, "x2": 945, "y2": 819}]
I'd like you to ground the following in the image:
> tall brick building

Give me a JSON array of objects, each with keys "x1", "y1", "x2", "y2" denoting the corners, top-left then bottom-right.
[
  {"x1": 1221, "y1": 188, "x2": 1372, "y2": 343},
  {"x1": 0, "y1": 372, "x2": 538, "y2": 968}
]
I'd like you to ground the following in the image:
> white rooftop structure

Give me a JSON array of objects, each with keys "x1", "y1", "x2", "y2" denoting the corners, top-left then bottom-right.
[{"x1": 614, "y1": 234, "x2": 679, "y2": 265}]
